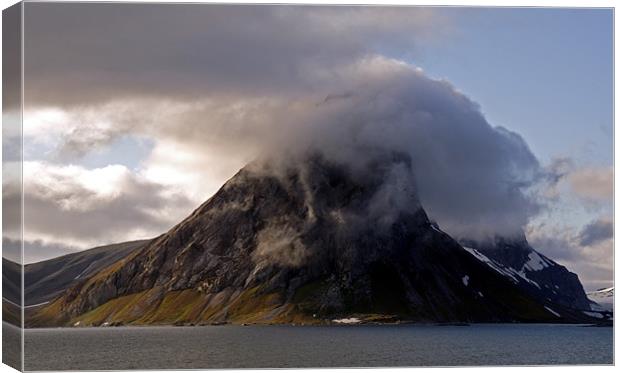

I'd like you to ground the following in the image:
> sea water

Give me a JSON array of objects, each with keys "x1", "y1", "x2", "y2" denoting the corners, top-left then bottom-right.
[{"x1": 16, "y1": 323, "x2": 613, "y2": 370}]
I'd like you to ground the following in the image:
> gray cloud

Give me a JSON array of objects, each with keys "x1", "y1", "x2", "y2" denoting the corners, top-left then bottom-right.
[
  {"x1": 304, "y1": 64, "x2": 538, "y2": 240},
  {"x1": 18, "y1": 4, "x2": 592, "y2": 259},
  {"x1": 545, "y1": 157, "x2": 574, "y2": 187},
  {"x1": 579, "y1": 218, "x2": 613, "y2": 247},
  {"x1": 2, "y1": 162, "x2": 195, "y2": 260},
  {"x1": 23, "y1": 3, "x2": 446, "y2": 107},
  {"x1": 1, "y1": 237, "x2": 21, "y2": 264},
  {"x1": 2, "y1": 237, "x2": 80, "y2": 264},
  {"x1": 2, "y1": 3, "x2": 21, "y2": 110},
  {"x1": 541, "y1": 158, "x2": 612, "y2": 204},
  {"x1": 41, "y1": 57, "x2": 543, "y2": 241},
  {"x1": 271, "y1": 61, "x2": 544, "y2": 240}
]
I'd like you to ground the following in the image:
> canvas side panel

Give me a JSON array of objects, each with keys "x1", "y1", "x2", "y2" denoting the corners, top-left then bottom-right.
[{"x1": 2, "y1": 1, "x2": 24, "y2": 371}]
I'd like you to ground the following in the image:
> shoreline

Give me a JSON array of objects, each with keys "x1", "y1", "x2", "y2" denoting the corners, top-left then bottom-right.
[{"x1": 10, "y1": 321, "x2": 611, "y2": 331}]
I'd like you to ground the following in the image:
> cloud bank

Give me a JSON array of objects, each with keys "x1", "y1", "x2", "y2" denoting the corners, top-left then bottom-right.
[
  {"x1": 23, "y1": 3, "x2": 447, "y2": 108},
  {"x1": 3, "y1": 161, "x2": 194, "y2": 256},
  {"x1": 13, "y1": 3, "x2": 610, "y2": 278},
  {"x1": 579, "y1": 218, "x2": 613, "y2": 247},
  {"x1": 23, "y1": 56, "x2": 543, "y2": 243}
]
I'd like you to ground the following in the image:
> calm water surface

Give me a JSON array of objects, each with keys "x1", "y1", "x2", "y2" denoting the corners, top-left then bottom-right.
[{"x1": 22, "y1": 323, "x2": 612, "y2": 370}]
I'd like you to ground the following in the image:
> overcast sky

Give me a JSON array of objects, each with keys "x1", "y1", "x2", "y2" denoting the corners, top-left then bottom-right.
[{"x1": 2, "y1": 3, "x2": 612, "y2": 291}]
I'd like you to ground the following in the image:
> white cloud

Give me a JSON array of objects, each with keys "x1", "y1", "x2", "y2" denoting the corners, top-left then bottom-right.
[
  {"x1": 141, "y1": 139, "x2": 249, "y2": 203},
  {"x1": 3, "y1": 161, "x2": 195, "y2": 257},
  {"x1": 22, "y1": 107, "x2": 71, "y2": 143},
  {"x1": 567, "y1": 166, "x2": 613, "y2": 202}
]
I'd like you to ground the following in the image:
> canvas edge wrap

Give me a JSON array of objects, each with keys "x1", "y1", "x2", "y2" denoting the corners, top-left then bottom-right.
[{"x1": 2, "y1": 1, "x2": 24, "y2": 371}]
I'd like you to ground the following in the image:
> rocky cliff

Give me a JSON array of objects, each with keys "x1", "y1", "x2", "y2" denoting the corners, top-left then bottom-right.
[
  {"x1": 462, "y1": 235, "x2": 592, "y2": 311},
  {"x1": 30, "y1": 154, "x2": 604, "y2": 326}
]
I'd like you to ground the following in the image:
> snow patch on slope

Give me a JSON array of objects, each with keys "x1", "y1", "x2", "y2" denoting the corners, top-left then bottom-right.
[
  {"x1": 74, "y1": 262, "x2": 97, "y2": 280},
  {"x1": 462, "y1": 247, "x2": 518, "y2": 283},
  {"x1": 582, "y1": 311, "x2": 605, "y2": 319},
  {"x1": 544, "y1": 306, "x2": 560, "y2": 318},
  {"x1": 587, "y1": 287, "x2": 614, "y2": 311},
  {"x1": 462, "y1": 247, "x2": 541, "y2": 289},
  {"x1": 513, "y1": 269, "x2": 541, "y2": 289},
  {"x1": 523, "y1": 251, "x2": 551, "y2": 272},
  {"x1": 430, "y1": 224, "x2": 443, "y2": 234},
  {"x1": 333, "y1": 318, "x2": 361, "y2": 324}
]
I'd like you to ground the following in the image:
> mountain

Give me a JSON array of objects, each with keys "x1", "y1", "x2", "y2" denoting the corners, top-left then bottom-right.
[
  {"x1": 23, "y1": 240, "x2": 149, "y2": 306},
  {"x1": 3, "y1": 240, "x2": 147, "y2": 325},
  {"x1": 2, "y1": 258, "x2": 22, "y2": 325},
  {"x1": 2, "y1": 258, "x2": 21, "y2": 306},
  {"x1": 29, "y1": 154, "x2": 604, "y2": 327},
  {"x1": 461, "y1": 235, "x2": 592, "y2": 311},
  {"x1": 588, "y1": 287, "x2": 614, "y2": 312}
]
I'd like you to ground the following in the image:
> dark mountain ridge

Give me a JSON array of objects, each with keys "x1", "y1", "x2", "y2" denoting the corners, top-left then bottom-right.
[
  {"x1": 463, "y1": 235, "x2": 591, "y2": 310},
  {"x1": 3, "y1": 240, "x2": 147, "y2": 326},
  {"x1": 3, "y1": 240, "x2": 147, "y2": 307},
  {"x1": 29, "y1": 154, "x2": 606, "y2": 326},
  {"x1": 24, "y1": 240, "x2": 149, "y2": 306}
]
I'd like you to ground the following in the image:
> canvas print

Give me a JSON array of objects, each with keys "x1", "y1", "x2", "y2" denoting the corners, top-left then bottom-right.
[{"x1": 1, "y1": 1, "x2": 614, "y2": 371}]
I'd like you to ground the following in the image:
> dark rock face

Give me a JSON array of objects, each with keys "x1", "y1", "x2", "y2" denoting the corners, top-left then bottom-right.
[
  {"x1": 36, "y1": 154, "x2": 599, "y2": 326},
  {"x1": 463, "y1": 235, "x2": 592, "y2": 311}
]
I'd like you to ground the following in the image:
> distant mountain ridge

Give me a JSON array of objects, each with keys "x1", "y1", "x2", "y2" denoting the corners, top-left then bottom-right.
[
  {"x1": 26, "y1": 154, "x2": 609, "y2": 327},
  {"x1": 3, "y1": 240, "x2": 148, "y2": 326},
  {"x1": 587, "y1": 287, "x2": 614, "y2": 312},
  {"x1": 462, "y1": 235, "x2": 592, "y2": 311},
  {"x1": 24, "y1": 240, "x2": 149, "y2": 306}
]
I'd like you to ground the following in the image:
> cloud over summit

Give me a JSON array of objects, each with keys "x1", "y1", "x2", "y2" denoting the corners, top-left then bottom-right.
[
  {"x1": 15, "y1": 3, "x2": 591, "y2": 260},
  {"x1": 25, "y1": 56, "x2": 544, "y2": 243}
]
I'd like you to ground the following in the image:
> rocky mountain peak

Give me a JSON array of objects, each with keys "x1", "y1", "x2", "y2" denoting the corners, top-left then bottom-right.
[{"x1": 30, "y1": 153, "x2": 604, "y2": 326}]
